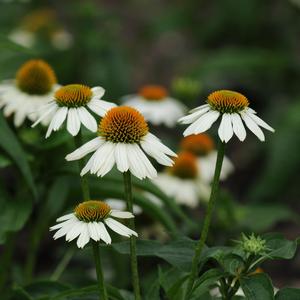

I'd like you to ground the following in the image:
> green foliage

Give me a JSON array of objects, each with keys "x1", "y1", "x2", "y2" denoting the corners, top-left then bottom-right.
[{"x1": 275, "y1": 288, "x2": 300, "y2": 300}]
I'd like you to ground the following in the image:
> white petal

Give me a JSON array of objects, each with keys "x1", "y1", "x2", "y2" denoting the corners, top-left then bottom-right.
[
  {"x1": 90, "y1": 142, "x2": 115, "y2": 175},
  {"x1": 178, "y1": 105, "x2": 210, "y2": 124},
  {"x1": 104, "y1": 218, "x2": 138, "y2": 237},
  {"x1": 53, "y1": 107, "x2": 68, "y2": 130},
  {"x1": 87, "y1": 99, "x2": 116, "y2": 117},
  {"x1": 135, "y1": 145, "x2": 157, "y2": 179},
  {"x1": 66, "y1": 221, "x2": 85, "y2": 241},
  {"x1": 76, "y1": 223, "x2": 90, "y2": 248},
  {"x1": 183, "y1": 110, "x2": 220, "y2": 136},
  {"x1": 65, "y1": 137, "x2": 104, "y2": 161},
  {"x1": 218, "y1": 113, "x2": 233, "y2": 143},
  {"x1": 231, "y1": 113, "x2": 246, "y2": 141},
  {"x1": 189, "y1": 104, "x2": 210, "y2": 113},
  {"x1": 91, "y1": 86, "x2": 105, "y2": 98},
  {"x1": 245, "y1": 110, "x2": 275, "y2": 132},
  {"x1": 88, "y1": 222, "x2": 101, "y2": 241},
  {"x1": 114, "y1": 143, "x2": 129, "y2": 173},
  {"x1": 241, "y1": 111, "x2": 265, "y2": 141},
  {"x1": 14, "y1": 107, "x2": 27, "y2": 127},
  {"x1": 97, "y1": 222, "x2": 112, "y2": 244},
  {"x1": 126, "y1": 144, "x2": 147, "y2": 179},
  {"x1": 110, "y1": 210, "x2": 134, "y2": 219},
  {"x1": 56, "y1": 213, "x2": 74, "y2": 222},
  {"x1": 53, "y1": 219, "x2": 77, "y2": 240},
  {"x1": 31, "y1": 103, "x2": 57, "y2": 128},
  {"x1": 96, "y1": 144, "x2": 116, "y2": 177},
  {"x1": 77, "y1": 107, "x2": 97, "y2": 132},
  {"x1": 67, "y1": 108, "x2": 81, "y2": 136}
]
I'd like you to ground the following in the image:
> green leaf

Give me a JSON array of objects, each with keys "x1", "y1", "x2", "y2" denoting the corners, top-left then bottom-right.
[
  {"x1": 275, "y1": 288, "x2": 300, "y2": 300},
  {"x1": 112, "y1": 237, "x2": 197, "y2": 271},
  {"x1": 264, "y1": 233, "x2": 298, "y2": 260},
  {"x1": 24, "y1": 281, "x2": 70, "y2": 298},
  {"x1": 192, "y1": 269, "x2": 223, "y2": 297},
  {"x1": 0, "y1": 184, "x2": 33, "y2": 244},
  {"x1": 240, "y1": 273, "x2": 274, "y2": 300},
  {"x1": 220, "y1": 254, "x2": 245, "y2": 276},
  {"x1": 0, "y1": 113, "x2": 36, "y2": 197},
  {"x1": 10, "y1": 287, "x2": 33, "y2": 300}
]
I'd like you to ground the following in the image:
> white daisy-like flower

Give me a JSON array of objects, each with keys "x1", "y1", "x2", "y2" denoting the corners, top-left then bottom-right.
[
  {"x1": 105, "y1": 198, "x2": 142, "y2": 215},
  {"x1": 50, "y1": 200, "x2": 138, "y2": 249},
  {"x1": 180, "y1": 134, "x2": 234, "y2": 183},
  {"x1": 152, "y1": 152, "x2": 211, "y2": 207},
  {"x1": 66, "y1": 106, "x2": 177, "y2": 180},
  {"x1": 32, "y1": 84, "x2": 116, "y2": 138},
  {"x1": 0, "y1": 59, "x2": 60, "y2": 127},
  {"x1": 123, "y1": 85, "x2": 186, "y2": 127},
  {"x1": 178, "y1": 90, "x2": 275, "y2": 142}
]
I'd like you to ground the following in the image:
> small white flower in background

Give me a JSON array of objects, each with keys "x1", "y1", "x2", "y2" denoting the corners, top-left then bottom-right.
[
  {"x1": 105, "y1": 198, "x2": 142, "y2": 215},
  {"x1": 152, "y1": 152, "x2": 211, "y2": 208},
  {"x1": 32, "y1": 84, "x2": 116, "y2": 138},
  {"x1": 0, "y1": 59, "x2": 59, "y2": 127},
  {"x1": 180, "y1": 134, "x2": 234, "y2": 183},
  {"x1": 66, "y1": 106, "x2": 177, "y2": 180},
  {"x1": 123, "y1": 85, "x2": 186, "y2": 127},
  {"x1": 178, "y1": 90, "x2": 274, "y2": 142},
  {"x1": 50, "y1": 200, "x2": 137, "y2": 249},
  {"x1": 9, "y1": 29, "x2": 35, "y2": 48}
]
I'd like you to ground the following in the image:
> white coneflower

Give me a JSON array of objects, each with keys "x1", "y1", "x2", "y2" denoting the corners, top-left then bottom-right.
[
  {"x1": 0, "y1": 59, "x2": 59, "y2": 127},
  {"x1": 123, "y1": 85, "x2": 186, "y2": 127},
  {"x1": 178, "y1": 90, "x2": 274, "y2": 142},
  {"x1": 66, "y1": 106, "x2": 177, "y2": 180},
  {"x1": 152, "y1": 152, "x2": 210, "y2": 207},
  {"x1": 32, "y1": 84, "x2": 116, "y2": 138},
  {"x1": 50, "y1": 200, "x2": 137, "y2": 249},
  {"x1": 180, "y1": 133, "x2": 234, "y2": 183}
]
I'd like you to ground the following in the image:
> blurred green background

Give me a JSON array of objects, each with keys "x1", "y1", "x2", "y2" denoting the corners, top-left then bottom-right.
[{"x1": 0, "y1": 0, "x2": 300, "y2": 297}]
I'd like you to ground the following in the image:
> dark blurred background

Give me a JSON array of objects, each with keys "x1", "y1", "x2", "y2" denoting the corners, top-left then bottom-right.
[{"x1": 0, "y1": 0, "x2": 300, "y2": 291}]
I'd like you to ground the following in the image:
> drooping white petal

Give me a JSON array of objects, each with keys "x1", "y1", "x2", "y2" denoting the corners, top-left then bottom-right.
[
  {"x1": 231, "y1": 113, "x2": 246, "y2": 141},
  {"x1": 183, "y1": 110, "x2": 220, "y2": 136},
  {"x1": 14, "y1": 107, "x2": 27, "y2": 127},
  {"x1": 104, "y1": 218, "x2": 138, "y2": 237},
  {"x1": 65, "y1": 221, "x2": 85, "y2": 241},
  {"x1": 241, "y1": 111, "x2": 265, "y2": 141},
  {"x1": 67, "y1": 108, "x2": 81, "y2": 136},
  {"x1": 77, "y1": 107, "x2": 97, "y2": 132},
  {"x1": 135, "y1": 145, "x2": 157, "y2": 179},
  {"x1": 218, "y1": 113, "x2": 233, "y2": 143},
  {"x1": 31, "y1": 102, "x2": 57, "y2": 128},
  {"x1": 56, "y1": 213, "x2": 74, "y2": 222},
  {"x1": 96, "y1": 144, "x2": 116, "y2": 177},
  {"x1": 65, "y1": 137, "x2": 104, "y2": 161},
  {"x1": 76, "y1": 223, "x2": 90, "y2": 248},
  {"x1": 126, "y1": 144, "x2": 147, "y2": 179},
  {"x1": 245, "y1": 109, "x2": 275, "y2": 132},
  {"x1": 114, "y1": 143, "x2": 129, "y2": 172},
  {"x1": 53, "y1": 219, "x2": 77, "y2": 240},
  {"x1": 91, "y1": 86, "x2": 105, "y2": 98},
  {"x1": 97, "y1": 222, "x2": 112, "y2": 244},
  {"x1": 88, "y1": 222, "x2": 101, "y2": 241},
  {"x1": 110, "y1": 210, "x2": 134, "y2": 219},
  {"x1": 87, "y1": 99, "x2": 116, "y2": 117},
  {"x1": 144, "y1": 133, "x2": 177, "y2": 157},
  {"x1": 178, "y1": 105, "x2": 210, "y2": 124},
  {"x1": 46, "y1": 108, "x2": 67, "y2": 138},
  {"x1": 90, "y1": 142, "x2": 115, "y2": 175}
]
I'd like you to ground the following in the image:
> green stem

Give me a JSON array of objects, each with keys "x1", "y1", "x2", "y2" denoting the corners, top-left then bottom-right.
[
  {"x1": 183, "y1": 141, "x2": 226, "y2": 300},
  {"x1": 0, "y1": 233, "x2": 15, "y2": 291},
  {"x1": 227, "y1": 280, "x2": 240, "y2": 299},
  {"x1": 74, "y1": 132, "x2": 90, "y2": 201},
  {"x1": 92, "y1": 241, "x2": 108, "y2": 300},
  {"x1": 123, "y1": 171, "x2": 141, "y2": 300},
  {"x1": 51, "y1": 248, "x2": 75, "y2": 281}
]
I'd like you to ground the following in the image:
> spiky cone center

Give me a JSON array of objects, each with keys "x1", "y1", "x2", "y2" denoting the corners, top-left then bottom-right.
[
  {"x1": 98, "y1": 106, "x2": 149, "y2": 143},
  {"x1": 16, "y1": 59, "x2": 57, "y2": 95},
  {"x1": 138, "y1": 85, "x2": 168, "y2": 101},
  {"x1": 207, "y1": 90, "x2": 249, "y2": 113},
  {"x1": 241, "y1": 234, "x2": 267, "y2": 255},
  {"x1": 169, "y1": 152, "x2": 198, "y2": 179},
  {"x1": 55, "y1": 84, "x2": 92, "y2": 107},
  {"x1": 75, "y1": 200, "x2": 111, "y2": 222},
  {"x1": 180, "y1": 134, "x2": 215, "y2": 156}
]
